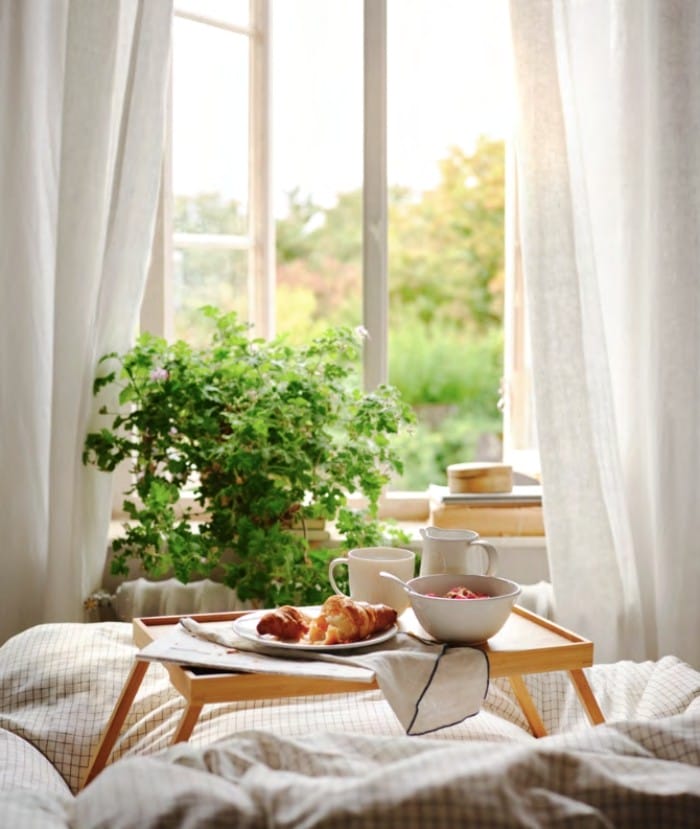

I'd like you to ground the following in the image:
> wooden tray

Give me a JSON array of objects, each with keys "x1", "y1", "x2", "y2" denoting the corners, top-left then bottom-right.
[
  {"x1": 133, "y1": 604, "x2": 594, "y2": 680},
  {"x1": 83, "y1": 605, "x2": 604, "y2": 789}
]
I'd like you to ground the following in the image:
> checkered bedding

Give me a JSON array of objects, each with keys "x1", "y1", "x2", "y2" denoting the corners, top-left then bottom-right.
[{"x1": 0, "y1": 621, "x2": 699, "y2": 827}]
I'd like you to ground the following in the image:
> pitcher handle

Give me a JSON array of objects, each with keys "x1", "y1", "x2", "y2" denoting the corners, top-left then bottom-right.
[{"x1": 471, "y1": 539, "x2": 498, "y2": 577}]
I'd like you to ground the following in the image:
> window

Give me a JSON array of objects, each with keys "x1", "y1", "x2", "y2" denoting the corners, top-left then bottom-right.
[
  {"x1": 144, "y1": 0, "x2": 273, "y2": 344},
  {"x1": 138, "y1": 0, "x2": 538, "y2": 518},
  {"x1": 503, "y1": 160, "x2": 539, "y2": 479}
]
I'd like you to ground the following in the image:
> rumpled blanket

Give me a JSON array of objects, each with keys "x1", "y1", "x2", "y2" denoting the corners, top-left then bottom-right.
[
  {"x1": 4, "y1": 708, "x2": 698, "y2": 828},
  {"x1": 2, "y1": 621, "x2": 700, "y2": 799}
]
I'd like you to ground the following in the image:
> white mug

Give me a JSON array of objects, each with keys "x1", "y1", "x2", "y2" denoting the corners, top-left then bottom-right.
[{"x1": 328, "y1": 546, "x2": 416, "y2": 614}]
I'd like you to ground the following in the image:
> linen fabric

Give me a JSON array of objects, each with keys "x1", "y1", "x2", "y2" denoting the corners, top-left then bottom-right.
[
  {"x1": 0, "y1": 0, "x2": 172, "y2": 645},
  {"x1": 73, "y1": 719, "x2": 700, "y2": 829},
  {"x1": 1, "y1": 621, "x2": 699, "y2": 795},
  {"x1": 509, "y1": 0, "x2": 700, "y2": 665},
  {"x1": 0, "y1": 728, "x2": 73, "y2": 797}
]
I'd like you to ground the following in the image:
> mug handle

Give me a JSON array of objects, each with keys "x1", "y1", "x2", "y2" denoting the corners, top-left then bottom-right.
[
  {"x1": 471, "y1": 540, "x2": 498, "y2": 576},
  {"x1": 328, "y1": 556, "x2": 350, "y2": 596}
]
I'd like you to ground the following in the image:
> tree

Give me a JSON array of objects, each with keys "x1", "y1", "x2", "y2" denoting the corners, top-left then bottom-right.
[
  {"x1": 273, "y1": 136, "x2": 505, "y2": 334},
  {"x1": 388, "y1": 136, "x2": 505, "y2": 331},
  {"x1": 172, "y1": 138, "x2": 505, "y2": 339},
  {"x1": 275, "y1": 188, "x2": 321, "y2": 264}
]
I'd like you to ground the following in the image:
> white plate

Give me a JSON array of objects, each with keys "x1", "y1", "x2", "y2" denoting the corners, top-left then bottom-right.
[{"x1": 232, "y1": 610, "x2": 398, "y2": 652}]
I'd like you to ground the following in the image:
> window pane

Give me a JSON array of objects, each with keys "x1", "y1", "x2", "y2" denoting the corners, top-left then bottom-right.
[
  {"x1": 175, "y1": 0, "x2": 249, "y2": 27},
  {"x1": 174, "y1": 246, "x2": 248, "y2": 343},
  {"x1": 172, "y1": 17, "x2": 250, "y2": 226},
  {"x1": 269, "y1": 0, "x2": 513, "y2": 491},
  {"x1": 386, "y1": 0, "x2": 512, "y2": 490},
  {"x1": 272, "y1": 0, "x2": 363, "y2": 343}
]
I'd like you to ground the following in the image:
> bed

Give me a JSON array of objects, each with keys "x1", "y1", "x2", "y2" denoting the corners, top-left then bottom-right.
[{"x1": 1, "y1": 620, "x2": 699, "y2": 827}]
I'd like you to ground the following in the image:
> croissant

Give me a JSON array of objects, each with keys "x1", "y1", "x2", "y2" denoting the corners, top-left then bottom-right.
[
  {"x1": 256, "y1": 605, "x2": 311, "y2": 641},
  {"x1": 308, "y1": 595, "x2": 397, "y2": 645}
]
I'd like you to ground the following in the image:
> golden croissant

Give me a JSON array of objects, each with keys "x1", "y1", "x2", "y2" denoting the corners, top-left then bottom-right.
[
  {"x1": 256, "y1": 596, "x2": 397, "y2": 645},
  {"x1": 309, "y1": 596, "x2": 397, "y2": 644},
  {"x1": 256, "y1": 605, "x2": 311, "y2": 641}
]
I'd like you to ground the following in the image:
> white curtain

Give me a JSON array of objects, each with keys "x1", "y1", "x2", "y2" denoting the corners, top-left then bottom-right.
[
  {"x1": 510, "y1": 0, "x2": 700, "y2": 666},
  {"x1": 0, "y1": 0, "x2": 172, "y2": 644}
]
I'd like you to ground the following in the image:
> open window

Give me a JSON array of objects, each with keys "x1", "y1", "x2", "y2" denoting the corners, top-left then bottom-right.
[{"x1": 133, "y1": 0, "x2": 539, "y2": 523}]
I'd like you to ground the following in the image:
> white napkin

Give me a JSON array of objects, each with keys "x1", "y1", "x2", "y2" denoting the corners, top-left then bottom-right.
[
  {"x1": 179, "y1": 617, "x2": 489, "y2": 736},
  {"x1": 351, "y1": 634, "x2": 489, "y2": 735}
]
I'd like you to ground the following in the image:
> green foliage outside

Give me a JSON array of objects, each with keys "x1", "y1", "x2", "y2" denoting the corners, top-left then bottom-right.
[
  {"x1": 389, "y1": 320, "x2": 503, "y2": 408},
  {"x1": 389, "y1": 324, "x2": 504, "y2": 489},
  {"x1": 173, "y1": 136, "x2": 506, "y2": 489},
  {"x1": 388, "y1": 139, "x2": 505, "y2": 331}
]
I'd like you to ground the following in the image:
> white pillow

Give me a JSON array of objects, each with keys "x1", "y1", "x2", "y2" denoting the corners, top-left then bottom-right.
[{"x1": 0, "y1": 727, "x2": 72, "y2": 795}]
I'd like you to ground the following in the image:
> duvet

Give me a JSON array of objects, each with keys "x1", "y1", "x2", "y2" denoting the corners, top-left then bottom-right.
[{"x1": 0, "y1": 621, "x2": 699, "y2": 827}]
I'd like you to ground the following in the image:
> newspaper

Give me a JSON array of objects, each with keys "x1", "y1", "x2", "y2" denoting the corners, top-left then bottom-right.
[{"x1": 136, "y1": 620, "x2": 376, "y2": 683}]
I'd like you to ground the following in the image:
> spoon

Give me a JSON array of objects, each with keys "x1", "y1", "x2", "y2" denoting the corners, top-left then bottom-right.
[{"x1": 379, "y1": 571, "x2": 422, "y2": 597}]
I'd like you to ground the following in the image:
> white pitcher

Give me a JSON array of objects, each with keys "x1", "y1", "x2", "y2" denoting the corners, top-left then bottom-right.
[{"x1": 419, "y1": 526, "x2": 498, "y2": 577}]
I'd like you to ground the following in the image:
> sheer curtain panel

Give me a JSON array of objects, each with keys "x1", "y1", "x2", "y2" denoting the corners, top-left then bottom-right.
[
  {"x1": 509, "y1": 0, "x2": 700, "y2": 666},
  {"x1": 0, "y1": 0, "x2": 172, "y2": 644}
]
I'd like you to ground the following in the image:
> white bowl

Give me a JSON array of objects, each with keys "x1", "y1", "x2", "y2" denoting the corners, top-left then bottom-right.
[{"x1": 407, "y1": 573, "x2": 521, "y2": 644}]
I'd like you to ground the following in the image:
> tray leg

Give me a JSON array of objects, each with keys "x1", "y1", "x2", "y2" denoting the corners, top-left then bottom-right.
[
  {"x1": 568, "y1": 668, "x2": 605, "y2": 725},
  {"x1": 508, "y1": 674, "x2": 547, "y2": 737},
  {"x1": 171, "y1": 703, "x2": 204, "y2": 744},
  {"x1": 81, "y1": 659, "x2": 150, "y2": 789}
]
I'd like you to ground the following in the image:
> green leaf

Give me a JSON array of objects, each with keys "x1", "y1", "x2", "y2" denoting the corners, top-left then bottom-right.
[{"x1": 84, "y1": 305, "x2": 414, "y2": 608}]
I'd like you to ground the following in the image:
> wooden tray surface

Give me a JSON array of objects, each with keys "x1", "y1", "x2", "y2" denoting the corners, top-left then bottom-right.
[{"x1": 133, "y1": 603, "x2": 594, "y2": 682}]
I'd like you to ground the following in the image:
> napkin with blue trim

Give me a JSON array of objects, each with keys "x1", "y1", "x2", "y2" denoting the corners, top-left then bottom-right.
[{"x1": 179, "y1": 617, "x2": 489, "y2": 736}]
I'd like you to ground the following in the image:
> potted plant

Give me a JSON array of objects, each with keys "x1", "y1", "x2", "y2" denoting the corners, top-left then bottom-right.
[{"x1": 84, "y1": 307, "x2": 415, "y2": 608}]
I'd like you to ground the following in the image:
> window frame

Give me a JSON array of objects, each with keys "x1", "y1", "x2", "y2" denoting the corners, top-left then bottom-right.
[
  {"x1": 128, "y1": 0, "x2": 537, "y2": 521},
  {"x1": 143, "y1": 0, "x2": 273, "y2": 342},
  {"x1": 115, "y1": 0, "x2": 273, "y2": 517},
  {"x1": 362, "y1": 0, "x2": 389, "y2": 391},
  {"x1": 502, "y1": 149, "x2": 539, "y2": 479}
]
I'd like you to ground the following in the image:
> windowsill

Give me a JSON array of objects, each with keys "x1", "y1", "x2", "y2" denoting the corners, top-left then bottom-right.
[
  {"x1": 105, "y1": 518, "x2": 548, "y2": 592},
  {"x1": 106, "y1": 517, "x2": 430, "y2": 547},
  {"x1": 108, "y1": 517, "x2": 544, "y2": 545},
  {"x1": 105, "y1": 485, "x2": 547, "y2": 591},
  {"x1": 111, "y1": 489, "x2": 432, "y2": 525},
  {"x1": 108, "y1": 486, "x2": 545, "y2": 548}
]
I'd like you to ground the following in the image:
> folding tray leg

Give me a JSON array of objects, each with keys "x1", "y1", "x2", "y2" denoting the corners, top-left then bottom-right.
[
  {"x1": 82, "y1": 659, "x2": 150, "y2": 788},
  {"x1": 508, "y1": 674, "x2": 547, "y2": 737},
  {"x1": 568, "y1": 668, "x2": 605, "y2": 725},
  {"x1": 171, "y1": 702, "x2": 204, "y2": 744}
]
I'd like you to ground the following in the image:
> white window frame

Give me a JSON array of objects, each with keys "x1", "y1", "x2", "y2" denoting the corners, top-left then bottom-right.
[
  {"x1": 143, "y1": 0, "x2": 273, "y2": 342},
  {"x1": 114, "y1": 0, "x2": 273, "y2": 516},
  {"x1": 502, "y1": 150, "x2": 539, "y2": 479},
  {"x1": 145, "y1": 0, "x2": 387, "y2": 383},
  {"x1": 128, "y1": 0, "x2": 537, "y2": 520},
  {"x1": 362, "y1": 0, "x2": 388, "y2": 390}
]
